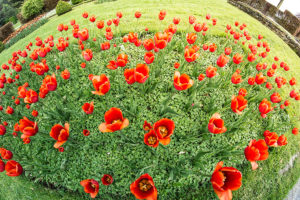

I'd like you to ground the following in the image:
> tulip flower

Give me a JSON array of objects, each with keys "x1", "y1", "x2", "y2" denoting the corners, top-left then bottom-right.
[
  {"x1": 130, "y1": 174, "x2": 157, "y2": 200},
  {"x1": 50, "y1": 123, "x2": 70, "y2": 148},
  {"x1": 208, "y1": 113, "x2": 227, "y2": 134},
  {"x1": 244, "y1": 139, "x2": 269, "y2": 170},
  {"x1": 101, "y1": 174, "x2": 113, "y2": 185},
  {"x1": 91, "y1": 74, "x2": 110, "y2": 95},
  {"x1": 173, "y1": 71, "x2": 194, "y2": 91},
  {"x1": 80, "y1": 179, "x2": 99, "y2": 198},
  {"x1": 5, "y1": 160, "x2": 23, "y2": 177},
  {"x1": 99, "y1": 107, "x2": 129, "y2": 132}
]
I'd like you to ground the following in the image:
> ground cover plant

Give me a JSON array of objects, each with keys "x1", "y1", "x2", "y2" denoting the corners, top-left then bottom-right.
[{"x1": 0, "y1": 1, "x2": 299, "y2": 200}]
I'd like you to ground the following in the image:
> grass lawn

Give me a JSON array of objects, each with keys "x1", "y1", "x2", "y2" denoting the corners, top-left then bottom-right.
[{"x1": 0, "y1": 0, "x2": 299, "y2": 199}]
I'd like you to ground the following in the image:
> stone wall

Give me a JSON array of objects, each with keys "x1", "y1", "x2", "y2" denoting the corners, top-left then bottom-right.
[
  {"x1": 234, "y1": 0, "x2": 300, "y2": 37},
  {"x1": 228, "y1": 0, "x2": 300, "y2": 57}
]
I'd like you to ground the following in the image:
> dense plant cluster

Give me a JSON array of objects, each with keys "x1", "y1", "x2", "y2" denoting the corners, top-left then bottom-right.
[
  {"x1": 0, "y1": 9, "x2": 299, "y2": 200},
  {"x1": 56, "y1": 0, "x2": 72, "y2": 16},
  {"x1": 21, "y1": 0, "x2": 44, "y2": 20}
]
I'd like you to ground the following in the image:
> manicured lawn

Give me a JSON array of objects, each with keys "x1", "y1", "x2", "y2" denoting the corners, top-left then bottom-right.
[{"x1": 0, "y1": 0, "x2": 299, "y2": 199}]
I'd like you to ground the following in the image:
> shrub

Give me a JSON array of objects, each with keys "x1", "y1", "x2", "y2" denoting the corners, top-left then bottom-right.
[
  {"x1": 44, "y1": 0, "x2": 60, "y2": 11},
  {"x1": 96, "y1": 0, "x2": 117, "y2": 3},
  {"x1": 8, "y1": 16, "x2": 18, "y2": 24},
  {"x1": 71, "y1": 0, "x2": 82, "y2": 5},
  {"x1": 56, "y1": 0, "x2": 72, "y2": 16},
  {"x1": 0, "y1": 22, "x2": 14, "y2": 41},
  {"x1": 0, "y1": 41, "x2": 4, "y2": 53},
  {"x1": 21, "y1": 0, "x2": 44, "y2": 20},
  {"x1": 16, "y1": 13, "x2": 28, "y2": 24},
  {"x1": 5, "y1": 18, "x2": 48, "y2": 48}
]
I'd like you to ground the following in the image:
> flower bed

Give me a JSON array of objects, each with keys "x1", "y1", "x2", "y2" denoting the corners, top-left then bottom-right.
[{"x1": 0, "y1": 9, "x2": 299, "y2": 200}]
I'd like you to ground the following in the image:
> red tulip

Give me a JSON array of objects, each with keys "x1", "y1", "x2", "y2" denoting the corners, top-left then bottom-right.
[
  {"x1": 259, "y1": 98, "x2": 273, "y2": 118},
  {"x1": 19, "y1": 117, "x2": 38, "y2": 139},
  {"x1": 292, "y1": 127, "x2": 299, "y2": 135},
  {"x1": 144, "y1": 52, "x2": 155, "y2": 64},
  {"x1": 173, "y1": 17, "x2": 180, "y2": 24},
  {"x1": 143, "y1": 121, "x2": 152, "y2": 131},
  {"x1": 82, "y1": 101, "x2": 94, "y2": 114},
  {"x1": 153, "y1": 118, "x2": 175, "y2": 145},
  {"x1": 184, "y1": 47, "x2": 199, "y2": 62},
  {"x1": 101, "y1": 41, "x2": 110, "y2": 50},
  {"x1": 206, "y1": 65, "x2": 217, "y2": 78},
  {"x1": 0, "y1": 159, "x2": 4, "y2": 172},
  {"x1": 232, "y1": 53, "x2": 243, "y2": 64},
  {"x1": 99, "y1": 107, "x2": 129, "y2": 132},
  {"x1": 91, "y1": 74, "x2": 110, "y2": 95},
  {"x1": 124, "y1": 64, "x2": 149, "y2": 84},
  {"x1": 264, "y1": 130, "x2": 278, "y2": 147},
  {"x1": 43, "y1": 74, "x2": 57, "y2": 91},
  {"x1": 211, "y1": 161, "x2": 242, "y2": 200},
  {"x1": 101, "y1": 174, "x2": 113, "y2": 185},
  {"x1": 107, "y1": 60, "x2": 118, "y2": 70},
  {"x1": 238, "y1": 88, "x2": 247, "y2": 96},
  {"x1": 5, "y1": 160, "x2": 23, "y2": 177},
  {"x1": 255, "y1": 73, "x2": 266, "y2": 85},
  {"x1": 208, "y1": 113, "x2": 227, "y2": 134},
  {"x1": 135, "y1": 11, "x2": 142, "y2": 18},
  {"x1": 173, "y1": 71, "x2": 194, "y2": 91},
  {"x1": 0, "y1": 125, "x2": 6, "y2": 135},
  {"x1": 1, "y1": 148, "x2": 13, "y2": 160},
  {"x1": 158, "y1": 10, "x2": 166, "y2": 20},
  {"x1": 209, "y1": 43, "x2": 217, "y2": 52},
  {"x1": 50, "y1": 123, "x2": 69, "y2": 148},
  {"x1": 24, "y1": 89, "x2": 38, "y2": 104},
  {"x1": 231, "y1": 95, "x2": 247, "y2": 114},
  {"x1": 186, "y1": 33, "x2": 197, "y2": 44},
  {"x1": 189, "y1": 15, "x2": 196, "y2": 24},
  {"x1": 82, "y1": 12, "x2": 88, "y2": 18},
  {"x1": 6, "y1": 106, "x2": 14, "y2": 115},
  {"x1": 231, "y1": 72, "x2": 242, "y2": 84},
  {"x1": 32, "y1": 110, "x2": 38, "y2": 117},
  {"x1": 124, "y1": 68, "x2": 135, "y2": 85},
  {"x1": 80, "y1": 179, "x2": 99, "y2": 198},
  {"x1": 82, "y1": 49, "x2": 93, "y2": 61},
  {"x1": 154, "y1": 32, "x2": 168, "y2": 49},
  {"x1": 270, "y1": 92, "x2": 281, "y2": 103},
  {"x1": 61, "y1": 69, "x2": 70, "y2": 80},
  {"x1": 144, "y1": 130, "x2": 159, "y2": 148},
  {"x1": 244, "y1": 139, "x2": 269, "y2": 170},
  {"x1": 216, "y1": 54, "x2": 229, "y2": 67},
  {"x1": 224, "y1": 47, "x2": 232, "y2": 55},
  {"x1": 143, "y1": 39, "x2": 155, "y2": 51},
  {"x1": 116, "y1": 53, "x2": 128, "y2": 67},
  {"x1": 277, "y1": 135, "x2": 287, "y2": 146},
  {"x1": 78, "y1": 28, "x2": 89, "y2": 41},
  {"x1": 130, "y1": 174, "x2": 157, "y2": 200}
]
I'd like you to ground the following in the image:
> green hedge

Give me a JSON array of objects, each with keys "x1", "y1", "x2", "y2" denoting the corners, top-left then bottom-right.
[
  {"x1": 56, "y1": 1, "x2": 72, "y2": 16},
  {"x1": 21, "y1": 0, "x2": 44, "y2": 20},
  {"x1": 71, "y1": 0, "x2": 83, "y2": 5}
]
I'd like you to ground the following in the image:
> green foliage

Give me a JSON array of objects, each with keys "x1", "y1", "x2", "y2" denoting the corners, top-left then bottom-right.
[
  {"x1": 8, "y1": 16, "x2": 17, "y2": 24},
  {"x1": 71, "y1": 0, "x2": 82, "y2": 5},
  {"x1": 21, "y1": 0, "x2": 44, "y2": 20},
  {"x1": 5, "y1": 18, "x2": 48, "y2": 48},
  {"x1": 0, "y1": 1, "x2": 17, "y2": 26},
  {"x1": 0, "y1": 41, "x2": 4, "y2": 53},
  {"x1": 56, "y1": 0, "x2": 72, "y2": 16}
]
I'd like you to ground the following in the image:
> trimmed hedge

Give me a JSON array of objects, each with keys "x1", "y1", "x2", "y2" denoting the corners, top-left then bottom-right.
[
  {"x1": 44, "y1": 0, "x2": 60, "y2": 11},
  {"x1": 71, "y1": 0, "x2": 83, "y2": 5},
  {"x1": 21, "y1": 0, "x2": 44, "y2": 20},
  {"x1": 56, "y1": 1, "x2": 72, "y2": 16},
  {"x1": 0, "y1": 22, "x2": 14, "y2": 42}
]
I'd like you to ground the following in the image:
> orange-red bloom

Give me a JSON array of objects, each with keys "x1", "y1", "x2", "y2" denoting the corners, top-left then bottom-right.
[
  {"x1": 19, "y1": 117, "x2": 38, "y2": 139},
  {"x1": 82, "y1": 101, "x2": 94, "y2": 114},
  {"x1": 255, "y1": 73, "x2": 266, "y2": 85},
  {"x1": 24, "y1": 89, "x2": 38, "y2": 104},
  {"x1": 264, "y1": 130, "x2": 278, "y2": 147},
  {"x1": 5, "y1": 160, "x2": 23, "y2": 177},
  {"x1": 277, "y1": 135, "x2": 287, "y2": 146},
  {"x1": 101, "y1": 174, "x2": 113, "y2": 185},
  {"x1": 61, "y1": 69, "x2": 70, "y2": 80},
  {"x1": 232, "y1": 53, "x2": 243, "y2": 64},
  {"x1": 91, "y1": 74, "x2": 110, "y2": 95},
  {"x1": 206, "y1": 65, "x2": 217, "y2": 78},
  {"x1": 244, "y1": 139, "x2": 269, "y2": 170},
  {"x1": 153, "y1": 118, "x2": 175, "y2": 145},
  {"x1": 259, "y1": 98, "x2": 273, "y2": 118},
  {"x1": 143, "y1": 121, "x2": 152, "y2": 131},
  {"x1": 99, "y1": 107, "x2": 129, "y2": 132},
  {"x1": 216, "y1": 54, "x2": 229, "y2": 67},
  {"x1": 173, "y1": 71, "x2": 194, "y2": 91},
  {"x1": 43, "y1": 74, "x2": 57, "y2": 91},
  {"x1": 270, "y1": 92, "x2": 281, "y2": 103},
  {"x1": 184, "y1": 47, "x2": 200, "y2": 62},
  {"x1": 50, "y1": 123, "x2": 70, "y2": 148},
  {"x1": 186, "y1": 33, "x2": 197, "y2": 44},
  {"x1": 154, "y1": 32, "x2": 168, "y2": 49},
  {"x1": 78, "y1": 28, "x2": 89, "y2": 41},
  {"x1": 144, "y1": 52, "x2": 155, "y2": 64},
  {"x1": 144, "y1": 130, "x2": 159, "y2": 148},
  {"x1": 143, "y1": 38, "x2": 155, "y2": 51},
  {"x1": 116, "y1": 53, "x2": 128, "y2": 67},
  {"x1": 130, "y1": 174, "x2": 157, "y2": 200},
  {"x1": 82, "y1": 49, "x2": 93, "y2": 61},
  {"x1": 231, "y1": 95, "x2": 247, "y2": 114},
  {"x1": 1, "y1": 148, "x2": 13, "y2": 160},
  {"x1": 210, "y1": 161, "x2": 242, "y2": 200},
  {"x1": 208, "y1": 113, "x2": 227, "y2": 134},
  {"x1": 80, "y1": 179, "x2": 99, "y2": 198},
  {"x1": 124, "y1": 64, "x2": 149, "y2": 84}
]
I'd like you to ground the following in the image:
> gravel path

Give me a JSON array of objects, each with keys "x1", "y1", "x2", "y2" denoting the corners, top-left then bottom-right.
[{"x1": 286, "y1": 178, "x2": 300, "y2": 200}]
